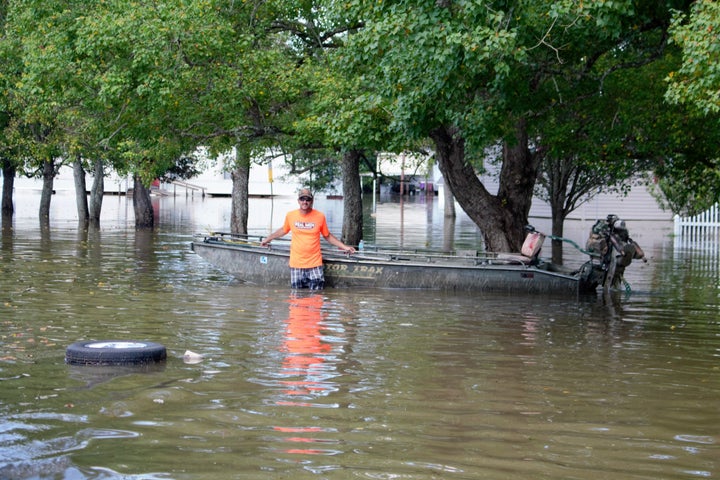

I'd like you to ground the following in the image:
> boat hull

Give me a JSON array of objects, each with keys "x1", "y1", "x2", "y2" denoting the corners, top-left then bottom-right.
[{"x1": 191, "y1": 238, "x2": 592, "y2": 295}]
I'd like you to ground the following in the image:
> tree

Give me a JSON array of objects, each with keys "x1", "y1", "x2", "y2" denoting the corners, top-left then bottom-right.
[
  {"x1": 266, "y1": 2, "x2": 381, "y2": 246},
  {"x1": 340, "y1": 150, "x2": 363, "y2": 245},
  {"x1": 666, "y1": 0, "x2": 720, "y2": 115},
  {"x1": 186, "y1": 1, "x2": 309, "y2": 236},
  {"x1": 534, "y1": 47, "x2": 672, "y2": 262},
  {"x1": 291, "y1": 55, "x2": 396, "y2": 246},
  {"x1": 2, "y1": 0, "x2": 133, "y2": 226},
  {"x1": 3, "y1": 0, "x2": 347, "y2": 234},
  {"x1": 661, "y1": 1, "x2": 720, "y2": 212},
  {"x1": 1, "y1": 0, "x2": 73, "y2": 227},
  {"x1": 536, "y1": 21, "x2": 720, "y2": 255},
  {"x1": 335, "y1": 0, "x2": 693, "y2": 252},
  {"x1": 66, "y1": 0, "x2": 226, "y2": 227},
  {"x1": 0, "y1": 0, "x2": 16, "y2": 225}
]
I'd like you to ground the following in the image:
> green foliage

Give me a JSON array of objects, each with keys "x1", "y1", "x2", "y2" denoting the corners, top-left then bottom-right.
[
  {"x1": 535, "y1": 16, "x2": 720, "y2": 217},
  {"x1": 337, "y1": 0, "x2": 523, "y2": 147},
  {"x1": 653, "y1": 158, "x2": 720, "y2": 216},
  {"x1": 666, "y1": 0, "x2": 720, "y2": 115},
  {"x1": 1, "y1": 0, "x2": 308, "y2": 186},
  {"x1": 660, "y1": 0, "x2": 720, "y2": 211},
  {"x1": 0, "y1": 0, "x2": 714, "y2": 221},
  {"x1": 331, "y1": 0, "x2": 690, "y2": 163}
]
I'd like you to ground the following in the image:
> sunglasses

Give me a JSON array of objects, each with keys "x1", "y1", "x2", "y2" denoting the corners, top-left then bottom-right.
[{"x1": 298, "y1": 196, "x2": 313, "y2": 202}]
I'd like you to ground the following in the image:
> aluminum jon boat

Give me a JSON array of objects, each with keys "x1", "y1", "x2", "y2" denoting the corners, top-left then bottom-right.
[{"x1": 191, "y1": 217, "x2": 646, "y2": 295}]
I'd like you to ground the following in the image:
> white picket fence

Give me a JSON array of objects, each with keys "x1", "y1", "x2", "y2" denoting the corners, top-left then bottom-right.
[{"x1": 673, "y1": 203, "x2": 720, "y2": 254}]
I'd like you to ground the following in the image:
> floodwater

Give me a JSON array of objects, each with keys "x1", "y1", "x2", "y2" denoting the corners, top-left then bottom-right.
[{"x1": 0, "y1": 191, "x2": 718, "y2": 480}]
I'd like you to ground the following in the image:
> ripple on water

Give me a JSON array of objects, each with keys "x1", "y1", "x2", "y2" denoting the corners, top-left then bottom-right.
[
  {"x1": 674, "y1": 434, "x2": 716, "y2": 445},
  {"x1": 0, "y1": 421, "x2": 146, "y2": 479}
]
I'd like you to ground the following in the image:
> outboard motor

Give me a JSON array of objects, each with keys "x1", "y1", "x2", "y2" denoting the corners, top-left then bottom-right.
[
  {"x1": 586, "y1": 218, "x2": 610, "y2": 256},
  {"x1": 586, "y1": 214, "x2": 646, "y2": 290}
]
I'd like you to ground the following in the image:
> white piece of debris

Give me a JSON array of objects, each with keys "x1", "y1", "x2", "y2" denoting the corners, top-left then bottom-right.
[{"x1": 183, "y1": 350, "x2": 204, "y2": 364}]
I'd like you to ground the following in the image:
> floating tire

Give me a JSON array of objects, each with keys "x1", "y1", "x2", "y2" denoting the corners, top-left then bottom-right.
[{"x1": 65, "y1": 340, "x2": 167, "y2": 366}]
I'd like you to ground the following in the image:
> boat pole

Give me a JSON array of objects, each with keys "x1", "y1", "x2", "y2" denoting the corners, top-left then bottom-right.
[
  {"x1": 268, "y1": 160, "x2": 274, "y2": 231},
  {"x1": 400, "y1": 153, "x2": 405, "y2": 248},
  {"x1": 373, "y1": 156, "x2": 378, "y2": 214}
]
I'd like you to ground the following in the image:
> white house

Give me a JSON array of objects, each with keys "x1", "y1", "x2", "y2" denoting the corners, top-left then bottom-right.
[{"x1": 10, "y1": 148, "x2": 673, "y2": 225}]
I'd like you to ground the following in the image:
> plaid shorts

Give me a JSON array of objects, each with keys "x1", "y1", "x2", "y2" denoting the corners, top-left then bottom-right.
[{"x1": 290, "y1": 266, "x2": 325, "y2": 290}]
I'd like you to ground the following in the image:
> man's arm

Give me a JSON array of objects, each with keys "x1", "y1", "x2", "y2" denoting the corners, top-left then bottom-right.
[
  {"x1": 324, "y1": 232, "x2": 356, "y2": 254},
  {"x1": 260, "y1": 227, "x2": 288, "y2": 246}
]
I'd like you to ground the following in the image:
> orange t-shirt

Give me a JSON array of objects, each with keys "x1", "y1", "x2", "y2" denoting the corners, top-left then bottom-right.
[{"x1": 282, "y1": 209, "x2": 330, "y2": 268}]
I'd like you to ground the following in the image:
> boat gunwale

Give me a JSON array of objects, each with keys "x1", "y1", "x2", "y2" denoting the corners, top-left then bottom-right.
[{"x1": 192, "y1": 233, "x2": 585, "y2": 281}]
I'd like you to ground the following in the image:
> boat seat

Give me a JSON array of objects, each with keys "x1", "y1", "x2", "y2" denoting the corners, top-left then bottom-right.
[
  {"x1": 494, "y1": 231, "x2": 545, "y2": 265},
  {"x1": 495, "y1": 253, "x2": 535, "y2": 265}
]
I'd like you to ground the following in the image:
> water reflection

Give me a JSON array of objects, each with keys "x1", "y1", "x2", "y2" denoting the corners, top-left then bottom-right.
[
  {"x1": 272, "y1": 293, "x2": 343, "y2": 456},
  {"x1": 277, "y1": 293, "x2": 333, "y2": 401},
  {"x1": 67, "y1": 363, "x2": 168, "y2": 389}
]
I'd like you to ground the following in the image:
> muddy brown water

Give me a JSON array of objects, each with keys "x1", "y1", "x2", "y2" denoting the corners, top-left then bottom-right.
[{"x1": 0, "y1": 193, "x2": 717, "y2": 479}]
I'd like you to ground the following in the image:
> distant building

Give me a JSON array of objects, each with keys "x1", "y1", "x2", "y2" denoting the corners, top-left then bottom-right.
[
  {"x1": 375, "y1": 151, "x2": 671, "y2": 222},
  {"x1": 11, "y1": 148, "x2": 672, "y2": 223}
]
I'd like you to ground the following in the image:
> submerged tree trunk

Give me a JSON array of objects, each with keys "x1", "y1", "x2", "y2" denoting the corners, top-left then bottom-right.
[
  {"x1": 550, "y1": 213, "x2": 565, "y2": 264},
  {"x1": 547, "y1": 163, "x2": 570, "y2": 264},
  {"x1": 442, "y1": 213, "x2": 455, "y2": 252},
  {"x1": 39, "y1": 157, "x2": 55, "y2": 229},
  {"x1": 442, "y1": 176, "x2": 455, "y2": 218},
  {"x1": 230, "y1": 150, "x2": 250, "y2": 235},
  {"x1": 341, "y1": 149, "x2": 363, "y2": 247},
  {"x1": 89, "y1": 158, "x2": 104, "y2": 227},
  {"x1": 1, "y1": 158, "x2": 16, "y2": 225},
  {"x1": 73, "y1": 156, "x2": 89, "y2": 228},
  {"x1": 132, "y1": 175, "x2": 154, "y2": 229},
  {"x1": 431, "y1": 120, "x2": 541, "y2": 253}
]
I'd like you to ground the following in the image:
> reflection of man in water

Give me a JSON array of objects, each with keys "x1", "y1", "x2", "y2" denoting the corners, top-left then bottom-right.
[
  {"x1": 274, "y1": 293, "x2": 334, "y2": 455},
  {"x1": 279, "y1": 294, "x2": 331, "y2": 398}
]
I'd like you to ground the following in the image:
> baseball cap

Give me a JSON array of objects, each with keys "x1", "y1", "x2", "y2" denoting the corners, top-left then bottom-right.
[{"x1": 298, "y1": 189, "x2": 314, "y2": 199}]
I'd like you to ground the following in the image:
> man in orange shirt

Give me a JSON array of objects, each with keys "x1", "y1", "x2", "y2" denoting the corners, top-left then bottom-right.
[{"x1": 260, "y1": 188, "x2": 356, "y2": 289}]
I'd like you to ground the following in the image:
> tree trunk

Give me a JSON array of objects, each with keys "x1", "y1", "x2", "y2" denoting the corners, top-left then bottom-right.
[
  {"x1": 89, "y1": 158, "x2": 104, "y2": 227},
  {"x1": 431, "y1": 120, "x2": 541, "y2": 252},
  {"x1": 547, "y1": 164, "x2": 569, "y2": 264},
  {"x1": 132, "y1": 175, "x2": 154, "y2": 229},
  {"x1": 550, "y1": 211, "x2": 565, "y2": 264},
  {"x1": 230, "y1": 150, "x2": 250, "y2": 235},
  {"x1": 39, "y1": 157, "x2": 55, "y2": 229},
  {"x1": 430, "y1": 125, "x2": 509, "y2": 252},
  {"x1": 73, "y1": 156, "x2": 89, "y2": 228},
  {"x1": 1, "y1": 159, "x2": 15, "y2": 225},
  {"x1": 442, "y1": 176, "x2": 455, "y2": 218},
  {"x1": 442, "y1": 213, "x2": 455, "y2": 252},
  {"x1": 341, "y1": 149, "x2": 363, "y2": 247},
  {"x1": 497, "y1": 118, "x2": 543, "y2": 249}
]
